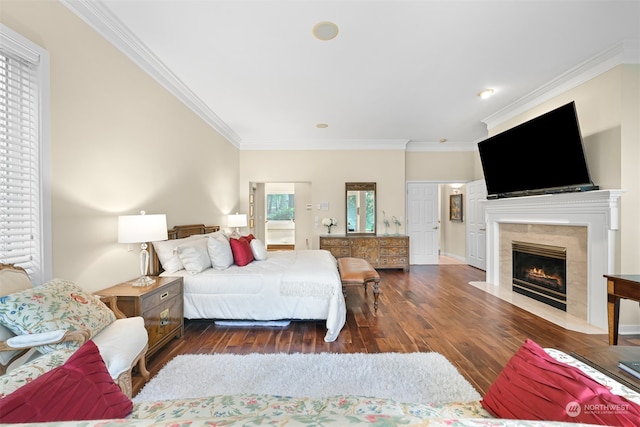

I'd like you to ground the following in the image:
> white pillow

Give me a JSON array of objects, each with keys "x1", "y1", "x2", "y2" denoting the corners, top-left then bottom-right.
[
  {"x1": 250, "y1": 238, "x2": 268, "y2": 261},
  {"x1": 176, "y1": 238, "x2": 211, "y2": 274},
  {"x1": 152, "y1": 235, "x2": 206, "y2": 273},
  {"x1": 152, "y1": 237, "x2": 188, "y2": 273},
  {"x1": 203, "y1": 230, "x2": 226, "y2": 240},
  {"x1": 207, "y1": 235, "x2": 233, "y2": 270}
]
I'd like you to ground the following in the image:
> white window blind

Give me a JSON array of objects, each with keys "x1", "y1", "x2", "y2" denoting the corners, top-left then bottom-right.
[{"x1": 0, "y1": 32, "x2": 43, "y2": 284}]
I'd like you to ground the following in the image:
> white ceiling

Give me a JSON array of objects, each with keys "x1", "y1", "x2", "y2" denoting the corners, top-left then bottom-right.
[{"x1": 64, "y1": 0, "x2": 640, "y2": 151}]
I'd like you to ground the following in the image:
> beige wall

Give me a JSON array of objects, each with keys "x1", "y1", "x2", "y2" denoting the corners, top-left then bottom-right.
[
  {"x1": 485, "y1": 66, "x2": 639, "y2": 272},
  {"x1": 440, "y1": 185, "x2": 467, "y2": 259},
  {"x1": 1, "y1": 1, "x2": 240, "y2": 292},
  {"x1": 405, "y1": 151, "x2": 476, "y2": 182},
  {"x1": 482, "y1": 65, "x2": 640, "y2": 328},
  {"x1": 3, "y1": 1, "x2": 637, "y2": 331},
  {"x1": 406, "y1": 151, "x2": 476, "y2": 260},
  {"x1": 239, "y1": 150, "x2": 406, "y2": 249}
]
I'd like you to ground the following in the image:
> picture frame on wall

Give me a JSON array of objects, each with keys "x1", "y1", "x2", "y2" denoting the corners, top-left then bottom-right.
[{"x1": 449, "y1": 194, "x2": 463, "y2": 222}]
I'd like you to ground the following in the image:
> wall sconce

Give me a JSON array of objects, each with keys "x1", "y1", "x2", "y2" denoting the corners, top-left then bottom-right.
[
  {"x1": 450, "y1": 183, "x2": 464, "y2": 194},
  {"x1": 118, "y1": 211, "x2": 168, "y2": 286}
]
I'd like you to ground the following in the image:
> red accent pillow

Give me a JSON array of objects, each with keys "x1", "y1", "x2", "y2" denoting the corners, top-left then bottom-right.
[
  {"x1": 230, "y1": 237, "x2": 255, "y2": 266},
  {"x1": 0, "y1": 340, "x2": 132, "y2": 422},
  {"x1": 481, "y1": 339, "x2": 640, "y2": 426}
]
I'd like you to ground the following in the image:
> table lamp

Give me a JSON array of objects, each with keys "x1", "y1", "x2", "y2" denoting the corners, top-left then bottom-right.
[
  {"x1": 118, "y1": 211, "x2": 168, "y2": 286},
  {"x1": 227, "y1": 213, "x2": 247, "y2": 238}
]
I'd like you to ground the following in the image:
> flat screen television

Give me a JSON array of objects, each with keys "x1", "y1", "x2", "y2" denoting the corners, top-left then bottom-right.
[{"x1": 478, "y1": 101, "x2": 598, "y2": 199}]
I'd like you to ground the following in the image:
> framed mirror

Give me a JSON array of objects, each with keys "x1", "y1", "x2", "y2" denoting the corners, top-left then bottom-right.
[{"x1": 345, "y1": 182, "x2": 376, "y2": 234}]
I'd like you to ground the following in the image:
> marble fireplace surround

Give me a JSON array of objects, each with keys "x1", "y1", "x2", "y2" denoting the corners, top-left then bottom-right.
[{"x1": 483, "y1": 189, "x2": 624, "y2": 330}]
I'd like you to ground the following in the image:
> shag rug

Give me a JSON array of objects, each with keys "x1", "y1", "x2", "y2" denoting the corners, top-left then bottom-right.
[{"x1": 134, "y1": 352, "x2": 481, "y2": 404}]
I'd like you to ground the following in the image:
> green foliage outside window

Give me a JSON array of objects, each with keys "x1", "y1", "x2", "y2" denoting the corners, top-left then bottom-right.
[
  {"x1": 267, "y1": 194, "x2": 295, "y2": 220},
  {"x1": 346, "y1": 191, "x2": 374, "y2": 232}
]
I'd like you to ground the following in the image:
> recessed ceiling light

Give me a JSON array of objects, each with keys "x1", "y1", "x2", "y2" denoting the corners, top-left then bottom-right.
[
  {"x1": 478, "y1": 89, "x2": 495, "y2": 99},
  {"x1": 316, "y1": 123, "x2": 329, "y2": 128},
  {"x1": 439, "y1": 138, "x2": 447, "y2": 143},
  {"x1": 313, "y1": 21, "x2": 339, "y2": 41}
]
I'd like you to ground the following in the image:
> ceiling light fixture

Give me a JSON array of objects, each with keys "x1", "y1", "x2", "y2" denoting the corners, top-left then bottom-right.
[
  {"x1": 439, "y1": 138, "x2": 447, "y2": 143},
  {"x1": 478, "y1": 89, "x2": 495, "y2": 99},
  {"x1": 316, "y1": 123, "x2": 329, "y2": 128},
  {"x1": 313, "y1": 21, "x2": 339, "y2": 41}
]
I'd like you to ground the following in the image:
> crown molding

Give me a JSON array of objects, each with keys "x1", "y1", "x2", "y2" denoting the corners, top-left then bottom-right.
[
  {"x1": 61, "y1": 0, "x2": 241, "y2": 147},
  {"x1": 405, "y1": 141, "x2": 477, "y2": 152},
  {"x1": 239, "y1": 139, "x2": 409, "y2": 151},
  {"x1": 482, "y1": 39, "x2": 640, "y2": 131}
]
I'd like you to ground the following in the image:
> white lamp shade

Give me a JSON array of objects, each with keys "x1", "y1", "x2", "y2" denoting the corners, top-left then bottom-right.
[
  {"x1": 227, "y1": 213, "x2": 247, "y2": 228},
  {"x1": 118, "y1": 214, "x2": 168, "y2": 243}
]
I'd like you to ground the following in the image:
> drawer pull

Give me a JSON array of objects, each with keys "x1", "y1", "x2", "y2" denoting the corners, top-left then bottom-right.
[
  {"x1": 160, "y1": 291, "x2": 169, "y2": 300},
  {"x1": 160, "y1": 308, "x2": 170, "y2": 326}
]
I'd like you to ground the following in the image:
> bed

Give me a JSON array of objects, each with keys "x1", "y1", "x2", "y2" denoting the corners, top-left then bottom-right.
[{"x1": 150, "y1": 224, "x2": 346, "y2": 342}]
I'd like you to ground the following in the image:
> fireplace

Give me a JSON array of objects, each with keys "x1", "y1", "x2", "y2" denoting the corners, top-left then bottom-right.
[
  {"x1": 512, "y1": 241, "x2": 567, "y2": 311},
  {"x1": 483, "y1": 189, "x2": 624, "y2": 330}
]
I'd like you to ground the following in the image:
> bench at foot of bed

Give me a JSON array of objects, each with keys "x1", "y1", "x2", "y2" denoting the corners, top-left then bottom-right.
[{"x1": 337, "y1": 257, "x2": 380, "y2": 312}]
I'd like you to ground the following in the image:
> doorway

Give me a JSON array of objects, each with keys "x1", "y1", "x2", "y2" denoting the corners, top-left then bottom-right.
[
  {"x1": 264, "y1": 183, "x2": 295, "y2": 250},
  {"x1": 250, "y1": 182, "x2": 313, "y2": 251},
  {"x1": 406, "y1": 181, "x2": 470, "y2": 265}
]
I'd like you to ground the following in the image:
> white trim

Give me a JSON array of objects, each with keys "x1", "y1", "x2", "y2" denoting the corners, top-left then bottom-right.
[
  {"x1": 406, "y1": 141, "x2": 477, "y2": 152},
  {"x1": 240, "y1": 138, "x2": 409, "y2": 151},
  {"x1": 60, "y1": 1, "x2": 638, "y2": 151},
  {"x1": 620, "y1": 323, "x2": 640, "y2": 336},
  {"x1": 482, "y1": 40, "x2": 640, "y2": 131},
  {"x1": 60, "y1": 0, "x2": 241, "y2": 148},
  {"x1": 0, "y1": 24, "x2": 52, "y2": 283},
  {"x1": 482, "y1": 189, "x2": 625, "y2": 330}
]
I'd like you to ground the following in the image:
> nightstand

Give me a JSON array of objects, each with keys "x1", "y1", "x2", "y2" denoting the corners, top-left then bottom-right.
[{"x1": 97, "y1": 276, "x2": 184, "y2": 360}]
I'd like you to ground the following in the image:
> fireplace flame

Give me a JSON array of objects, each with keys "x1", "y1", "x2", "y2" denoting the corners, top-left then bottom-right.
[{"x1": 525, "y1": 267, "x2": 563, "y2": 288}]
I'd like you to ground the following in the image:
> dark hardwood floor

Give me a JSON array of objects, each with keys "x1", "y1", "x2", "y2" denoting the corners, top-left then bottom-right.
[{"x1": 132, "y1": 263, "x2": 638, "y2": 397}]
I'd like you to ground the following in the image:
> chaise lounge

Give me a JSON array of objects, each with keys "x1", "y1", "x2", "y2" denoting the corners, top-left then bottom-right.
[{"x1": 0, "y1": 263, "x2": 150, "y2": 397}]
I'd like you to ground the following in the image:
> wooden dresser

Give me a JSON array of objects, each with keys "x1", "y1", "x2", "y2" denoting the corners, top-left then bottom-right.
[{"x1": 320, "y1": 235, "x2": 410, "y2": 271}]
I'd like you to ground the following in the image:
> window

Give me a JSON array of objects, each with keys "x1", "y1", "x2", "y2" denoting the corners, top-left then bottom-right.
[
  {"x1": 266, "y1": 194, "x2": 295, "y2": 221},
  {"x1": 0, "y1": 25, "x2": 50, "y2": 284}
]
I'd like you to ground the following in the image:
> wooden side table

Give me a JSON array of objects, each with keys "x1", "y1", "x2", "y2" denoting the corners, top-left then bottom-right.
[
  {"x1": 571, "y1": 346, "x2": 640, "y2": 393},
  {"x1": 605, "y1": 274, "x2": 640, "y2": 345},
  {"x1": 97, "y1": 276, "x2": 184, "y2": 360}
]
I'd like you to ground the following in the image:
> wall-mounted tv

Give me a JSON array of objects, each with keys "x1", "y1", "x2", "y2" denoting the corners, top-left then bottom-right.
[{"x1": 478, "y1": 101, "x2": 598, "y2": 199}]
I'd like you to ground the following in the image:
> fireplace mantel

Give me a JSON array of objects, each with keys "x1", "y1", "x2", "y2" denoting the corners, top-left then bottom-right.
[{"x1": 482, "y1": 189, "x2": 625, "y2": 330}]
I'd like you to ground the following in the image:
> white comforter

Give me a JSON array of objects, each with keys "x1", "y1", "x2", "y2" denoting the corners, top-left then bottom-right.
[{"x1": 162, "y1": 250, "x2": 346, "y2": 342}]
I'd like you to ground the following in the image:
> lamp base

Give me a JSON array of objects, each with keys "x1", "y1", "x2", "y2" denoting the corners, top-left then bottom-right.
[{"x1": 131, "y1": 275, "x2": 155, "y2": 287}]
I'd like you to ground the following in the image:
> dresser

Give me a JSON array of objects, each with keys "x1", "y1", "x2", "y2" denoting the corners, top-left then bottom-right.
[
  {"x1": 320, "y1": 235, "x2": 410, "y2": 271},
  {"x1": 97, "y1": 276, "x2": 184, "y2": 360}
]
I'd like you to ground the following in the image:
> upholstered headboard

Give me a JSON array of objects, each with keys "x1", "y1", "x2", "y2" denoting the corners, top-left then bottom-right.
[{"x1": 150, "y1": 224, "x2": 220, "y2": 275}]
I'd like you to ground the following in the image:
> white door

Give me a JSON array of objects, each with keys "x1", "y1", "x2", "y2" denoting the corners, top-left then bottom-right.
[
  {"x1": 466, "y1": 179, "x2": 487, "y2": 270},
  {"x1": 406, "y1": 182, "x2": 440, "y2": 264}
]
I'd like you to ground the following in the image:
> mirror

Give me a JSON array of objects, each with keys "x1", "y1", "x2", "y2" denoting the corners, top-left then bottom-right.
[{"x1": 346, "y1": 182, "x2": 376, "y2": 234}]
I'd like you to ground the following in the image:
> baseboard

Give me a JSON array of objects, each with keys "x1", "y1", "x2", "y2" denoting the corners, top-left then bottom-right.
[
  {"x1": 440, "y1": 252, "x2": 466, "y2": 263},
  {"x1": 619, "y1": 324, "x2": 640, "y2": 335}
]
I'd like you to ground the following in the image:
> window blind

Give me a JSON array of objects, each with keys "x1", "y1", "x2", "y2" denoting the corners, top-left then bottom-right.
[{"x1": 0, "y1": 48, "x2": 42, "y2": 283}]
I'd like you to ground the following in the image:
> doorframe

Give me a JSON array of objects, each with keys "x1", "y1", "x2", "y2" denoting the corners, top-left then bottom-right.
[{"x1": 405, "y1": 180, "x2": 469, "y2": 265}]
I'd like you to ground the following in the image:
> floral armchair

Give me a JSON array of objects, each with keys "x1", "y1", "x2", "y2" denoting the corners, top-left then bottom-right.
[{"x1": 0, "y1": 263, "x2": 150, "y2": 397}]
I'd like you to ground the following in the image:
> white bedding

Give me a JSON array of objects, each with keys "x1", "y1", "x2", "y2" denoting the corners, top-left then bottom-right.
[{"x1": 161, "y1": 249, "x2": 347, "y2": 342}]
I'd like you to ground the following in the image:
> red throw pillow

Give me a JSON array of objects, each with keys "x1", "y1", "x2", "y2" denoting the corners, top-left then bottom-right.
[
  {"x1": 0, "y1": 340, "x2": 132, "y2": 422},
  {"x1": 481, "y1": 339, "x2": 640, "y2": 426},
  {"x1": 230, "y1": 236, "x2": 255, "y2": 266}
]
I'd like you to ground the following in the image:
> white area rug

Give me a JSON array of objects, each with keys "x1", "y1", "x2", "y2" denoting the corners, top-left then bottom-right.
[{"x1": 134, "y1": 352, "x2": 481, "y2": 404}]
